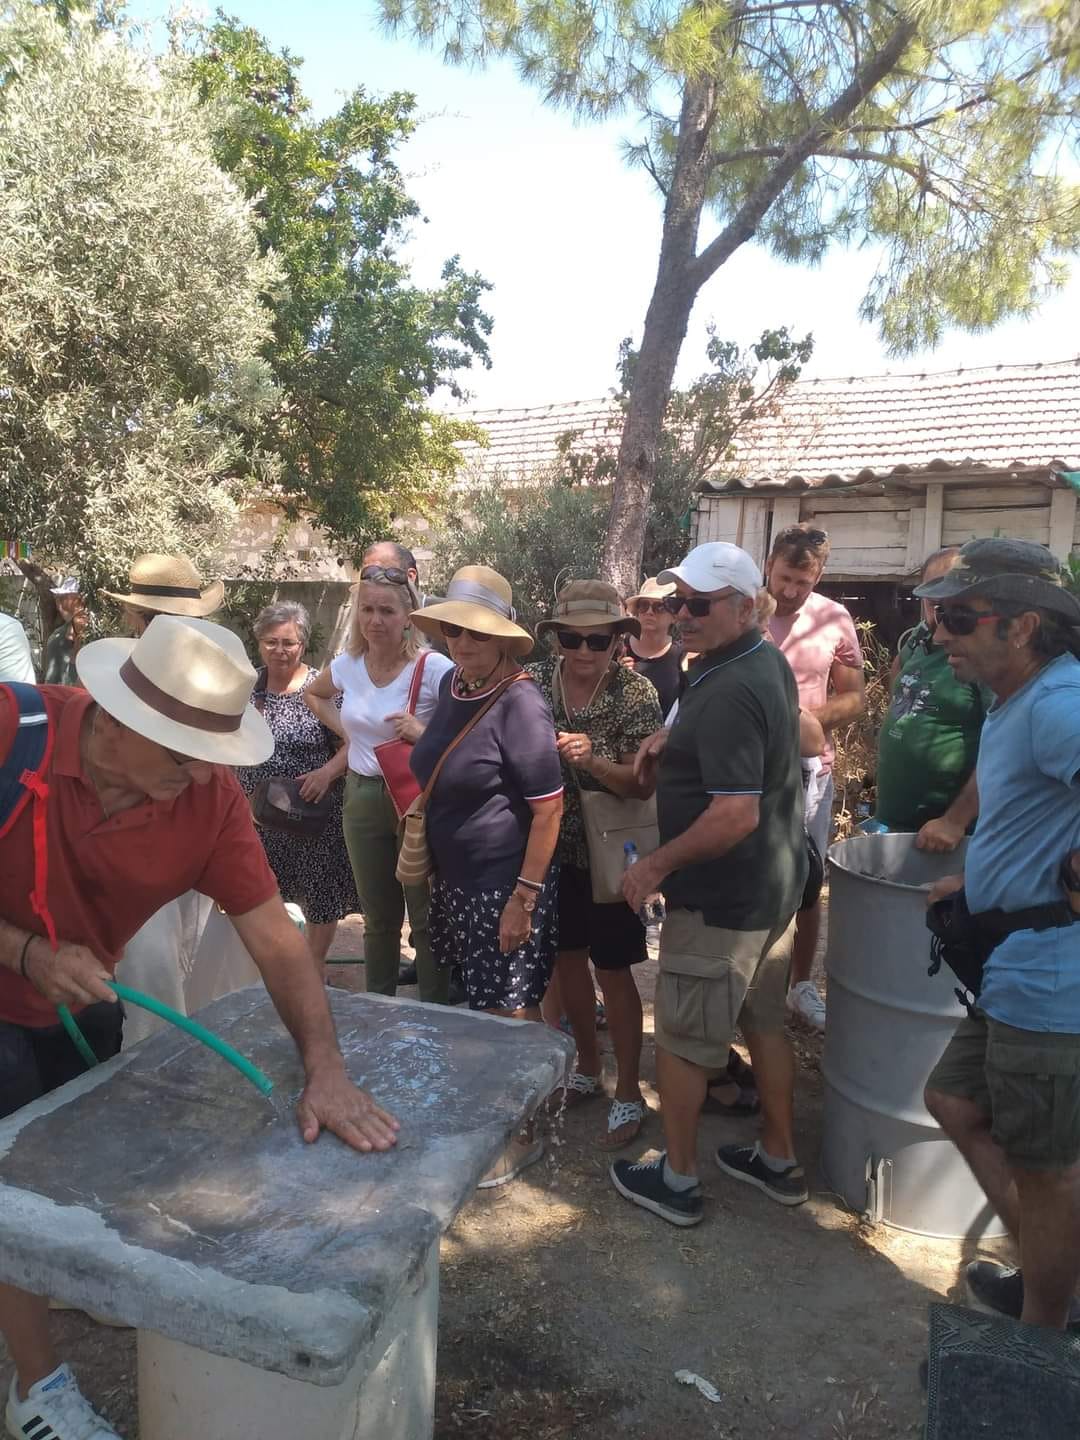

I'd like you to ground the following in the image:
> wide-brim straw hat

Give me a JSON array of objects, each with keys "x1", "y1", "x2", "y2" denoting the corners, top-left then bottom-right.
[
  {"x1": 625, "y1": 575, "x2": 676, "y2": 607},
  {"x1": 536, "y1": 579, "x2": 640, "y2": 638},
  {"x1": 102, "y1": 553, "x2": 225, "y2": 618},
  {"x1": 76, "y1": 615, "x2": 272, "y2": 766},
  {"x1": 410, "y1": 565, "x2": 535, "y2": 657}
]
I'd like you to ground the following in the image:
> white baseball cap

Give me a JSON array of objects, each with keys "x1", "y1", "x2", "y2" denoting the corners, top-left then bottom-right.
[{"x1": 658, "y1": 543, "x2": 762, "y2": 599}]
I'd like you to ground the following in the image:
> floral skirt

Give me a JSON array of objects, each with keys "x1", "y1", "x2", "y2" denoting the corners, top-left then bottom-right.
[{"x1": 429, "y1": 869, "x2": 559, "y2": 1011}]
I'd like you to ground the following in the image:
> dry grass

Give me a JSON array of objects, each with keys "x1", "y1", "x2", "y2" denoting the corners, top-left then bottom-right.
[{"x1": 831, "y1": 619, "x2": 893, "y2": 839}]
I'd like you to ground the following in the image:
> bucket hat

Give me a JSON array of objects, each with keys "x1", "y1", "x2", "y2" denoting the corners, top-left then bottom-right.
[
  {"x1": 76, "y1": 615, "x2": 272, "y2": 766},
  {"x1": 536, "y1": 579, "x2": 639, "y2": 638},
  {"x1": 914, "y1": 538, "x2": 1080, "y2": 623},
  {"x1": 410, "y1": 566, "x2": 534, "y2": 657},
  {"x1": 625, "y1": 575, "x2": 676, "y2": 608},
  {"x1": 102, "y1": 553, "x2": 224, "y2": 617}
]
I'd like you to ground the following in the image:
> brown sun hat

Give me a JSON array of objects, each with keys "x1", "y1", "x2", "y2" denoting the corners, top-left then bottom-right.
[
  {"x1": 409, "y1": 565, "x2": 534, "y2": 657},
  {"x1": 536, "y1": 579, "x2": 640, "y2": 638},
  {"x1": 102, "y1": 553, "x2": 224, "y2": 617}
]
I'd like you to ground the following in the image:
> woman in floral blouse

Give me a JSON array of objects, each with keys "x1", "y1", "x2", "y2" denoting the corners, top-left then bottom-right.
[{"x1": 529, "y1": 580, "x2": 662, "y2": 1148}]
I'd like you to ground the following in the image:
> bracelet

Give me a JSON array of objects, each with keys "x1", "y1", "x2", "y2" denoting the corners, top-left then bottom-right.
[
  {"x1": 18, "y1": 934, "x2": 35, "y2": 980},
  {"x1": 516, "y1": 875, "x2": 542, "y2": 892}
]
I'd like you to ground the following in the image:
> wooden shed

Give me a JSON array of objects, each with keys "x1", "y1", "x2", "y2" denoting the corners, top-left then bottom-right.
[{"x1": 692, "y1": 360, "x2": 1080, "y2": 636}]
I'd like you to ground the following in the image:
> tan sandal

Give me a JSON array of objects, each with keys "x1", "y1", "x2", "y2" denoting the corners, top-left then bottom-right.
[{"x1": 597, "y1": 1097, "x2": 646, "y2": 1150}]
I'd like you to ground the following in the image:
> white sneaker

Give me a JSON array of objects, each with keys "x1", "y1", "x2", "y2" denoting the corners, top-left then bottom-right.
[
  {"x1": 787, "y1": 980, "x2": 827, "y2": 1031},
  {"x1": 477, "y1": 1134, "x2": 544, "y2": 1189},
  {"x1": 6, "y1": 1364, "x2": 120, "y2": 1440}
]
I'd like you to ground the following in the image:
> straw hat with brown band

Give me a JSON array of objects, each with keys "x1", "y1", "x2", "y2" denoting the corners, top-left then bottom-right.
[
  {"x1": 536, "y1": 579, "x2": 640, "y2": 639},
  {"x1": 102, "y1": 553, "x2": 225, "y2": 618},
  {"x1": 75, "y1": 615, "x2": 272, "y2": 766},
  {"x1": 624, "y1": 575, "x2": 675, "y2": 610},
  {"x1": 410, "y1": 565, "x2": 534, "y2": 657}
]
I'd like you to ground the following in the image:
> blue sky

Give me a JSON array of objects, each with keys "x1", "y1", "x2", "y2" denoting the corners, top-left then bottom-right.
[{"x1": 145, "y1": 2, "x2": 1080, "y2": 411}]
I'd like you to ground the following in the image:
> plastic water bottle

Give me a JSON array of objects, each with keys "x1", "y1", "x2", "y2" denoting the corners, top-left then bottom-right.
[
  {"x1": 623, "y1": 841, "x2": 666, "y2": 926},
  {"x1": 857, "y1": 817, "x2": 890, "y2": 835}
]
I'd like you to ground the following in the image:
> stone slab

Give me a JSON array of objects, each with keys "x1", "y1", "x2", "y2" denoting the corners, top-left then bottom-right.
[{"x1": 0, "y1": 989, "x2": 572, "y2": 1384}]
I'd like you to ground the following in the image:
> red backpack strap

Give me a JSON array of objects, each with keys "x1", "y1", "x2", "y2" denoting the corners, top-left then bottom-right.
[
  {"x1": 405, "y1": 650, "x2": 429, "y2": 716},
  {"x1": 0, "y1": 684, "x2": 57, "y2": 949}
]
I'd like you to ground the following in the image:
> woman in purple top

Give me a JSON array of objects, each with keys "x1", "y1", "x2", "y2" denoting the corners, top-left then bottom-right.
[{"x1": 410, "y1": 566, "x2": 563, "y2": 1185}]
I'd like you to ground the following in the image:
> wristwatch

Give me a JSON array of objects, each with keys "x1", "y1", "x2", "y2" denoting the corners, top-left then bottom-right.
[{"x1": 512, "y1": 887, "x2": 537, "y2": 914}]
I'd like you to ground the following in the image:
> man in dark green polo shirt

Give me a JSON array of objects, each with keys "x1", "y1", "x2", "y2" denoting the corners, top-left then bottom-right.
[{"x1": 610, "y1": 542, "x2": 808, "y2": 1226}]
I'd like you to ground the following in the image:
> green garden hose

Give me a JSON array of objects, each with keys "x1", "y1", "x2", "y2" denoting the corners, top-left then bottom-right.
[{"x1": 58, "y1": 981, "x2": 274, "y2": 1098}]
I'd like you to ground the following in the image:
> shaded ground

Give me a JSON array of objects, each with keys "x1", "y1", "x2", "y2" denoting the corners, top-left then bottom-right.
[{"x1": 1, "y1": 898, "x2": 1008, "y2": 1437}]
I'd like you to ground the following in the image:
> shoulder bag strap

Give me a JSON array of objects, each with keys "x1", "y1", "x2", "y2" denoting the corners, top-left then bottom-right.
[
  {"x1": 552, "y1": 660, "x2": 615, "y2": 799},
  {"x1": 405, "y1": 650, "x2": 429, "y2": 717},
  {"x1": 416, "y1": 671, "x2": 529, "y2": 813}
]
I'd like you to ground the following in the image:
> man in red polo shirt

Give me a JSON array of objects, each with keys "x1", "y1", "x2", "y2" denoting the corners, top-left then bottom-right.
[{"x1": 0, "y1": 615, "x2": 398, "y2": 1440}]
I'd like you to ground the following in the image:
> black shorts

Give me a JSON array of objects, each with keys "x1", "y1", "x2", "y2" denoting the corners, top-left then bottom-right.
[
  {"x1": 0, "y1": 1001, "x2": 124, "y2": 1120},
  {"x1": 557, "y1": 864, "x2": 647, "y2": 970}
]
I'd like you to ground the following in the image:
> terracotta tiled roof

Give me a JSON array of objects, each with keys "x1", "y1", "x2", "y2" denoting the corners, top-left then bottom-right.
[
  {"x1": 456, "y1": 359, "x2": 1080, "y2": 491},
  {"x1": 454, "y1": 398, "x2": 621, "y2": 483}
]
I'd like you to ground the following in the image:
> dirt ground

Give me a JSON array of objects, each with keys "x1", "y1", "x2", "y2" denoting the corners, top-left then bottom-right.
[{"x1": 1, "y1": 901, "x2": 1009, "y2": 1438}]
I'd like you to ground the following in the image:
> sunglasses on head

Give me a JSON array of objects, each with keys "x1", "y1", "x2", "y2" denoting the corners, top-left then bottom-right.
[
  {"x1": 360, "y1": 565, "x2": 410, "y2": 585},
  {"x1": 933, "y1": 604, "x2": 1002, "y2": 636},
  {"x1": 556, "y1": 630, "x2": 614, "y2": 652},
  {"x1": 441, "y1": 621, "x2": 495, "y2": 642},
  {"x1": 663, "y1": 590, "x2": 736, "y2": 618},
  {"x1": 633, "y1": 600, "x2": 668, "y2": 615}
]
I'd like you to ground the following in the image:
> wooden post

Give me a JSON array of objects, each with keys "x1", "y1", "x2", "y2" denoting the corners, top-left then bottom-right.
[
  {"x1": 1048, "y1": 487, "x2": 1077, "y2": 562},
  {"x1": 923, "y1": 483, "x2": 944, "y2": 559}
]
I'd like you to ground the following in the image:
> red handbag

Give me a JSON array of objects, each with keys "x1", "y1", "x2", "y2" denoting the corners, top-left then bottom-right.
[{"x1": 373, "y1": 652, "x2": 430, "y2": 819}]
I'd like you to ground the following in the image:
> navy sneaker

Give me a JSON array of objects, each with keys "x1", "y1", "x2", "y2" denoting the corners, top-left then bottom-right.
[
  {"x1": 715, "y1": 1143, "x2": 808, "y2": 1206},
  {"x1": 609, "y1": 1153, "x2": 703, "y2": 1227}
]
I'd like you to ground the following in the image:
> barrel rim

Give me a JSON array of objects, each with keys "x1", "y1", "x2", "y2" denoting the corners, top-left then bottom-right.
[{"x1": 826, "y1": 832, "x2": 964, "y2": 895}]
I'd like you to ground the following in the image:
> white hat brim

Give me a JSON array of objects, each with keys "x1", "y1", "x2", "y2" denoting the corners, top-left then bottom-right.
[
  {"x1": 76, "y1": 638, "x2": 273, "y2": 766},
  {"x1": 411, "y1": 602, "x2": 534, "y2": 657},
  {"x1": 100, "y1": 579, "x2": 225, "y2": 617}
]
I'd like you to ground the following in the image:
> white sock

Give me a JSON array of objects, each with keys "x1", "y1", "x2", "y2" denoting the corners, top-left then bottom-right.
[
  {"x1": 663, "y1": 1158, "x2": 699, "y2": 1191},
  {"x1": 755, "y1": 1141, "x2": 796, "y2": 1173}
]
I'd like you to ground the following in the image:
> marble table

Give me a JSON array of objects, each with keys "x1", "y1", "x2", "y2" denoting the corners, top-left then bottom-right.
[{"x1": 0, "y1": 988, "x2": 573, "y2": 1440}]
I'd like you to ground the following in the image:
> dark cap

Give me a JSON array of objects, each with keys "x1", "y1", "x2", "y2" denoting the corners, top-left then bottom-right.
[{"x1": 914, "y1": 538, "x2": 1080, "y2": 622}]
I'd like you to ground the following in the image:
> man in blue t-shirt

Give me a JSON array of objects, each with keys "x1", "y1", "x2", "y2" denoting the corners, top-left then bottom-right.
[{"x1": 918, "y1": 538, "x2": 1080, "y2": 1332}]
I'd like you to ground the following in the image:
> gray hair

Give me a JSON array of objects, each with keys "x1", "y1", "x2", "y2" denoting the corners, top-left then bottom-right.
[{"x1": 253, "y1": 601, "x2": 311, "y2": 647}]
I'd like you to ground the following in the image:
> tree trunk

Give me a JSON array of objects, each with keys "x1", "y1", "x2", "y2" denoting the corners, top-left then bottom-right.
[
  {"x1": 601, "y1": 78, "x2": 715, "y2": 597},
  {"x1": 600, "y1": 18, "x2": 918, "y2": 594}
]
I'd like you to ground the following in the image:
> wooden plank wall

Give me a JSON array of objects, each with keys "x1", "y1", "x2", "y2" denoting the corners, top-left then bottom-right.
[{"x1": 694, "y1": 480, "x2": 1075, "y2": 580}]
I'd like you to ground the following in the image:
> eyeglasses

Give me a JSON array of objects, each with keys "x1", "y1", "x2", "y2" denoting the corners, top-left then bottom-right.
[
  {"x1": 933, "y1": 605, "x2": 1002, "y2": 636},
  {"x1": 360, "y1": 565, "x2": 410, "y2": 585},
  {"x1": 441, "y1": 621, "x2": 496, "y2": 642},
  {"x1": 663, "y1": 589, "x2": 737, "y2": 618},
  {"x1": 556, "y1": 630, "x2": 614, "y2": 652},
  {"x1": 633, "y1": 600, "x2": 668, "y2": 616},
  {"x1": 261, "y1": 639, "x2": 302, "y2": 651}
]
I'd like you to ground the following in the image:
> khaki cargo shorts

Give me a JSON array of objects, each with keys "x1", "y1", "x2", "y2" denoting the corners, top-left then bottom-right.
[
  {"x1": 653, "y1": 908, "x2": 796, "y2": 1070},
  {"x1": 928, "y1": 1010, "x2": 1080, "y2": 1171}
]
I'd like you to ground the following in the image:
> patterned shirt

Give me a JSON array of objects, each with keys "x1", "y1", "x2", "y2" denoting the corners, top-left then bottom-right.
[{"x1": 526, "y1": 657, "x2": 662, "y2": 869}]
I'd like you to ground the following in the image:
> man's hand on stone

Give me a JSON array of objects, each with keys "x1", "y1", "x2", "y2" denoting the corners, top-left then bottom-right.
[
  {"x1": 916, "y1": 816, "x2": 965, "y2": 853},
  {"x1": 926, "y1": 873, "x2": 965, "y2": 907},
  {"x1": 25, "y1": 938, "x2": 117, "y2": 1008},
  {"x1": 296, "y1": 1062, "x2": 400, "y2": 1153}
]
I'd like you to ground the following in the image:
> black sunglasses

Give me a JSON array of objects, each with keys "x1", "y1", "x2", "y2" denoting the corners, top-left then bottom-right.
[
  {"x1": 663, "y1": 590, "x2": 736, "y2": 618},
  {"x1": 556, "y1": 630, "x2": 614, "y2": 652},
  {"x1": 933, "y1": 604, "x2": 1002, "y2": 636},
  {"x1": 360, "y1": 565, "x2": 410, "y2": 585},
  {"x1": 441, "y1": 621, "x2": 496, "y2": 642},
  {"x1": 633, "y1": 600, "x2": 669, "y2": 615}
]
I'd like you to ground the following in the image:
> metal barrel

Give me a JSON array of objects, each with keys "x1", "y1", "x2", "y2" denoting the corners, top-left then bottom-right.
[{"x1": 821, "y1": 832, "x2": 1005, "y2": 1239}]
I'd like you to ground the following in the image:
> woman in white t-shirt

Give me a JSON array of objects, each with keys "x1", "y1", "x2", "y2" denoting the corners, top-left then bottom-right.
[{"x1": 306, "y1": 567, "x2": 453, "y2": 1001}]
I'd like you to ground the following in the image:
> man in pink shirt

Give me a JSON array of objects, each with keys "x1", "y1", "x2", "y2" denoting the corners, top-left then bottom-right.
[{"x1": 767, "y1": 525, "x2": 865, "y2": 1029}]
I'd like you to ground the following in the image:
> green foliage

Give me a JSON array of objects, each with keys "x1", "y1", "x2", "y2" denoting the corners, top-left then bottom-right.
[
  {"x1": 382, "y1": 0, "x2": 1080, "y2": 355},
  {"x1": 0, "y1": 1, "x2": 280, "y2": 599},
  {"x1": 430, "y1": 326, "x2": 811, "y2": 620},
  {"x1": 176, "y1": 13, "x2": 494, "y2": 556}
]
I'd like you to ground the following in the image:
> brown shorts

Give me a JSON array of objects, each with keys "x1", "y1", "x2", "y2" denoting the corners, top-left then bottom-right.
[
  {"x1": 653, "y1": 908, "x2": 796, "y2": 1070},
  {"x1": 928, "y1": 1010, "x2": 1080, "y2": 1172}
]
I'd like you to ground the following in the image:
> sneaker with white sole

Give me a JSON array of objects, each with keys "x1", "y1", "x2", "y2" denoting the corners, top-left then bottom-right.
[
  {"x1": 477, "y1": 1134, "x2": 544, "y2": 1189},
  {"x1": 609, "y1": 1152, "x2": 703, "y2": 1226},
  {"x1": 786, "y1": 979, "x2": 826, "y2": 1030},
  {"x1": 6, "y1": 1364, "x2": 119, "y2": 1440},
  {"x1": 715, "y1": 1142, "x2": 809, "y2": 1206}
]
